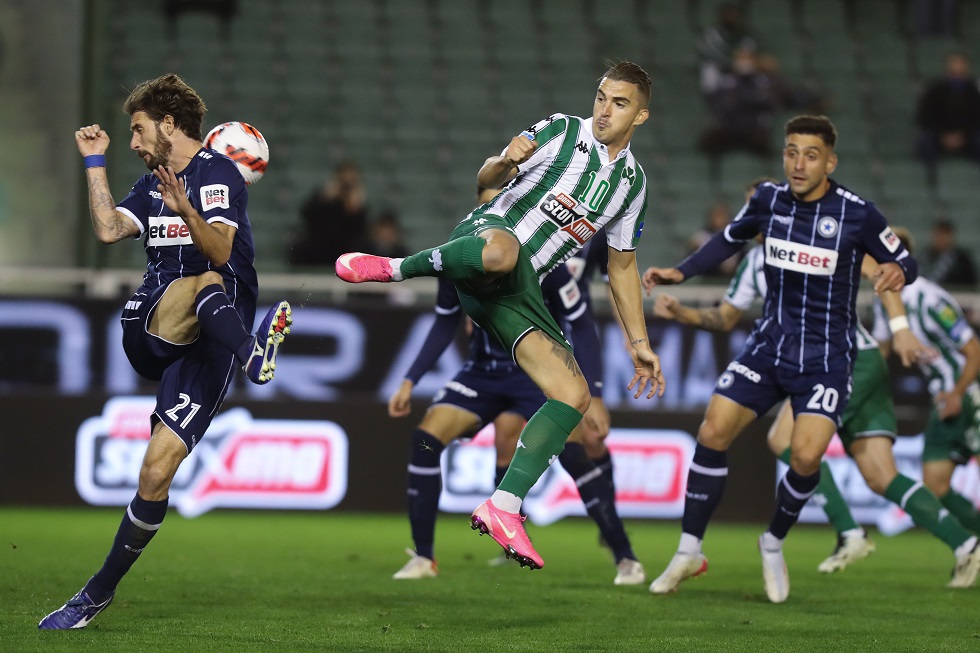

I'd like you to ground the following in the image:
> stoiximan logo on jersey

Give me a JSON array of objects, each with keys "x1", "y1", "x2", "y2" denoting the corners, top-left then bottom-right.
[
  {"x1": 438, "y1": 427, "x2": 694, "y2": 525},
  {"x1": 75, "y1": 397, "x2": 348, "y2": 517}
]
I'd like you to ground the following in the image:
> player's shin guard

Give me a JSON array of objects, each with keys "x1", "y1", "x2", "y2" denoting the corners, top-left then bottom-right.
[
  {"x1": 497, "y1": 399, "x2": 582, "y2": 500},
  {"x1": 406, "y1": 429, "x2": 445, "y2": 561},
  {"x1": 398, "y1": 237, "x2": 486, "y2": 280},
  {"x1": 940, "y1": 489, "x2": 980, "y2": 536},
  {"x1": 885, "y1": 475, "x2": 974, "y2": 550},
  {"x1": 559, "y1": 442, "x2": 635, "y2": 562},
  {"x1": 194, "y1": 285, "x2": 253, "y2": 364},
  {"x1": 767, "y1": 468, "x2": 820, "y2": 539},
  {"x1": 780, "y1": 447, "x2": 858, "y2": 534},
  {"x1": 86, "y1": 494, "x2": 168, "y2": 602},
  {"x1": 681, "y1": 443, "x2": 728, "y2": 540}
]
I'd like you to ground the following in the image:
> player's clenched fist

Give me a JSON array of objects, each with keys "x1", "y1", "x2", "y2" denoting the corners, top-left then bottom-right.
[
  {"x1": 75, "y1": 124, "x2": 109, "y2": 156},
  {"x1": 642, "y1": 266, "x2": 684, "y2": 293},
  {"x1": 504, "y1": 131, "x2": 538, "y2": 167},
  {"x1": 653, "y1": 294, "x2": 681, "y2": 319}
]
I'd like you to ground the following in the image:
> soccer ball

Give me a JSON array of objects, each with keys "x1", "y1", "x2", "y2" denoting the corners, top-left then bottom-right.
[{"x1": 204, "y1": 121, "x2": 269, "y2": 185}]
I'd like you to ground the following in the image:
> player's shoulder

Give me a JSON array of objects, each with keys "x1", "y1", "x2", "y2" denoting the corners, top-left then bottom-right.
[
  {"x1": 752, "y1": 180, "x2": 786, "y2": 203},
  {"x1": 829, "y1": 180, "x2": 876, "y2": 213}
]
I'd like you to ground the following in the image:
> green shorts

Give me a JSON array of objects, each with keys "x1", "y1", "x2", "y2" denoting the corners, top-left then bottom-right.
[
  {"x1": 449, "y1": 213, "x2": 570, "y2": 359},
  {"x1": 922, "y1": 385, "x2": 980, "y2": 464},
  {"x1": 838, "y1": 348, "x2": 897, "y2": 449}
]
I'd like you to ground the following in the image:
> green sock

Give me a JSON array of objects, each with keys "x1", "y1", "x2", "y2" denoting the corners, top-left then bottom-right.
[
  {"x1": 779, "y1": 447, "x2": 858, "y2": 533},
  {"x1": 885, "y1": 475, "x2": 972, "y2": 550},
  {"x1": 498, "y1": 399, "x2": 583, "y2": 499},
  {"x1": 398, "y1": 236, "x2": 486, "y2": 280},
  {"x1": 940, "y1": 489, "x2": 980, "y2": 536}
]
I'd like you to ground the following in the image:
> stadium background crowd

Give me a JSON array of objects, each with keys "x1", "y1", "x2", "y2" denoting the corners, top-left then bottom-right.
[{"x1": 2, "y1": 0, "x2": 980, "y2": 296}]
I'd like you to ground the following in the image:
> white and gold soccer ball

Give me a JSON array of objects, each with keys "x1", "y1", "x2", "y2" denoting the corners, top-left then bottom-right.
[{"x1": 204, "y1": 121, "x2": 269, "y2": 185}]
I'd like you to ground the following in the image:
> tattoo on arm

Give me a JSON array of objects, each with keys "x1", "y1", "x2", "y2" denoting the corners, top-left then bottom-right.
[
  {"x1": 697, "y1": 307, "x2": 727, "y2": 332},
  {"x1": 88, "y1": 172, "x2": 130, "y2": 241}
]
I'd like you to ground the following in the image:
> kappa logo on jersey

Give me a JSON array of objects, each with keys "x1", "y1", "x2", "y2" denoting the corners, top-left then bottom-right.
[
  {"x1": 147, "y1": 216, "x2": 194, "y2": 246},
  {"x1": 765, "y1": 237, "x2": 839, "y2": 276},
  {"x1": 540, "y1": 192, "x2": 586, "y2": 226},
  {"x1": 575, "y1": 141, "x2": 589, "y2": 155},
  {"x1": 438, "y1": 427, "x2": 695, "y2": 525},
  {"x1": 200, "y1": 184, "x2": 230, "y2": 211},
  {"x1": 74, "y1": 397, "x2": 348, "y2": 518},
  {"x1": 879, "y1": 226, "x2": 900, "y2": 253}
]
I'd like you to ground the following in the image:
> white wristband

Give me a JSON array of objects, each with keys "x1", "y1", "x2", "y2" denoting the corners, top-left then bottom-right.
[{"x1": 889, "y1": 315, "x2": 910, "y2": 333}]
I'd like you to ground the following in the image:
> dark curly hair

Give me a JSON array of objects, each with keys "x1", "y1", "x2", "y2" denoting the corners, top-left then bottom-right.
[
  {"x1": 785, "y1": 115, "x2": 837, "y2": 148},
  {"x1": 123, "y1": 73, "x2": 207, "y2": 140}
]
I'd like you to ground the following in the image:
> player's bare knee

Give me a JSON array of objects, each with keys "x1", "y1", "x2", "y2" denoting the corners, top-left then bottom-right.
[
  {"x1": 788, "y1": 451, "x2": 821, "y2": 476},
  {"x1": 480, "y1": 236, "x2": 519, "y2": 275},
  {"x1": 138, "y1": 462, "x2": 175, "y2": 500},
  {"x1": 196, "y1": 271, "x2": 224, "y2": 292},
  {"x1": 697, "y1": 419, "x2": 733, "y2": 450}
]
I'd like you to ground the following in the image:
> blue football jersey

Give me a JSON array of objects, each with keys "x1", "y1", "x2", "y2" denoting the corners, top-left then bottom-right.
[
  {"x1": 116, "y1": 148, "x2": 259, "y2": 312},
  {"x1": 725, "y1": 179, "x2": 914, "y2": 373}
]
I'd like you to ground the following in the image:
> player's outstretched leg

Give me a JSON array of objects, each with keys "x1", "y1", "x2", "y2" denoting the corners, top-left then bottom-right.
[
  {"x1": 817, "y1": 528, "x2": 876, "y2": 574},
  {"x1": 471, "y1": 498, "x2": 543, "y2": 569},
  {"x1": 243, "y1": 300, "x2": 291, "y2": 384},
  {"x1": 336, "y1": 235, "x2": 488, "y2": 284}
]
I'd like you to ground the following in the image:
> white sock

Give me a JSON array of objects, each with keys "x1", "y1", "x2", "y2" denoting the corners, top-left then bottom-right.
[
  {"x1": 955, "y1": 535, "x2": 978, "y2": 559},
  {"x1": 678, "y1": 532, "x2": 701, "y2": 556},
  {"x1": 841, "y1": 527, "x2": 864, "y2": 540},
  {"x1": 760, "y1": 531, "x2": 783, "y2": 551},
  {"x1": 489, "y1": 490, "x2": 522, "y2": 514},
  {"x1": 389, "y1": 257, "x2": 405, "y2": 281}
]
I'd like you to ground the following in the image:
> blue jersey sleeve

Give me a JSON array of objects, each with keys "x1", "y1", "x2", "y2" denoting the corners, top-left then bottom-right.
[
  {"x1": 859, "y1": 205, "x2": 918, "y2": 284},
  {"x1": 115, "y1": 175, "x2": 153, "y2": 237},
  {"x1": 405, "y1": 279, "x2": 464, "y2": 384},
  {"x1": 197, "y1": 154, "x2": 248, "y2": 230},
  {"x1": 676, "y1": 194, "x2": 760, "y2": 280}
]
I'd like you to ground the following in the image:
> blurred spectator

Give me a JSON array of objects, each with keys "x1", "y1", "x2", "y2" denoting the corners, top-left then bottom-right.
[
  {"x1": 915, "y1": 51, "x2": 980, "y2": 185},
  {"x1": 912, "y1": 0, "x2": 956, "y2": 38},
  {"x1": 289, "y1": 160, "x2": 368, "y2": 267},
  {"x1": 687, "y1": 200, "x2": 743, "y2": 278},
  {"x1": 697, "y1": 2, "x2": 758, "y2": 94},
  {"x1": 367, "y1": 210, "x2": 410, "y2": 259},
  {"x1": 923, "y1": 219, "x2": 977, "y2": 288},
  {"x1": 698, "y1": 46, "x2": 823, "y2": 174}
]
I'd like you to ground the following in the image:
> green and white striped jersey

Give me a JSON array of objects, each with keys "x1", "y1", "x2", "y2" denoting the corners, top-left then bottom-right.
[
  {"x1": 473, "y1": 114, "x2": 647, "y2": 276},
  {"x1": 726, "y1": 244, "x2": 880, "y2": 350},
  {"x1": 872, "y1": 276, "x2": 978, "y2": 396}
]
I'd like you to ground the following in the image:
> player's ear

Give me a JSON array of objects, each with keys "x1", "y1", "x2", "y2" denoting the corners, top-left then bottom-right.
[
  {"x1": 162, "y1": 114, "x2": 175, "y2": 135},
  {"x1": 825, "y1": 152, "x2": 838, "y2": 175},
  {"x1": 633, "y1": 108, "x2": 649, "y2": 127}
]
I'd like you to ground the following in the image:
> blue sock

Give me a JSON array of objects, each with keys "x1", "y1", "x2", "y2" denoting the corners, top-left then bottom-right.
[
  {"x1": 560, "y1": 443, "x2": 635, "y2": 562},
  {"x1": 767, "y1": 468, "x2": 821, "y2": 539},
  {"x1": 194, "y1": 284, "x2": 253, "y2": 364},
  {"x1": 86, "y1": 494, "x2": 168, "y2": 602},
  {"x1": 681, "y1": 443, "x2": 728, "y2": 539},
  {"x1": 592, "y1": 450, "x2": 616, "y2": 495},
  {"x1": 406, "y1": 429, "x2": 444, "y2": 560}
]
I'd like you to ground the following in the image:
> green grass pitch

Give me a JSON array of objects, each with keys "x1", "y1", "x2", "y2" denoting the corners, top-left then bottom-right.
[{"x1": 3, "y1": 508, "x2": 978, "y2": 652}]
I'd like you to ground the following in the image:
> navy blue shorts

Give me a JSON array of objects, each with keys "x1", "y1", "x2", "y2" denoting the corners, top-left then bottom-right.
[
  {"x1": 121, "y1": 282, "x2": 241, "y2": 452},
  {"x1": 714, "y1": 346, "x2": 852, "y2": 427},
  {"x1": 431, "y1": 361, "x2": 546, "y2": 435}
]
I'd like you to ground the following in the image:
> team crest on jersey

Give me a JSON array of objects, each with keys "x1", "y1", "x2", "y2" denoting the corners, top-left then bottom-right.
[
  {"x1": 200, "y1": 184, "x2": 230, "y2": 211},
  {"x1": 817, "y1": 216, "x2": 839, "y2": 238}
]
